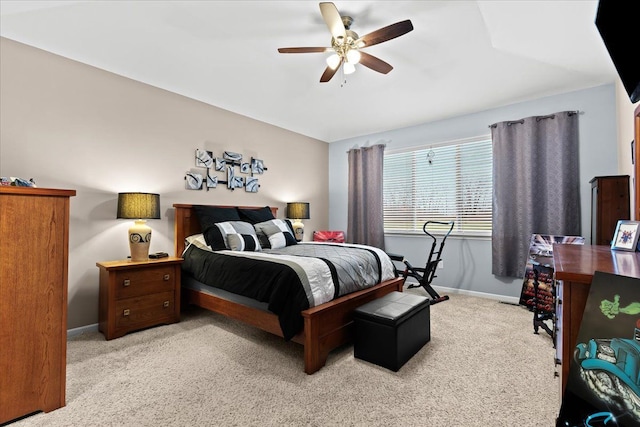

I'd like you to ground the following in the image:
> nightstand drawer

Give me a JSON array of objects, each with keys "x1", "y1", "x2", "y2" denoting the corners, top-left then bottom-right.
[
  {"x1": 113, "y1": 266, "x2": 176, "y2": 299},
  {"x1": 114, "y1": 291, "x2": 176, "y2": 329}
]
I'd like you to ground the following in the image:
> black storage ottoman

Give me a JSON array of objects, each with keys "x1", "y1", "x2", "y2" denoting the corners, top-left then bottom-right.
[{"x1": 353, "y1": 291, "x2": 430, "y2": 371}]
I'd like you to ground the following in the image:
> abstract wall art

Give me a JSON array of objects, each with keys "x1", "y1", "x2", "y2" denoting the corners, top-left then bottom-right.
[{"x1": 185, "y1": 149, "x2": 267, "y2": 192}]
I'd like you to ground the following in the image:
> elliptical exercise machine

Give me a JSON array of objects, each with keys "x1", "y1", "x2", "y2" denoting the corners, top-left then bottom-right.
[{"x1": 390, "y1": 220, "x2": 454, "y2": 305}]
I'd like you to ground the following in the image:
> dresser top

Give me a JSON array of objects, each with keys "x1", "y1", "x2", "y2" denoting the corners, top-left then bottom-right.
[
  {"x1": 0, "y1": 186, "x2": 76, "y2": 197},
  {"x1": 553, "y1": 244, "x2": 640, "y2": 283}
]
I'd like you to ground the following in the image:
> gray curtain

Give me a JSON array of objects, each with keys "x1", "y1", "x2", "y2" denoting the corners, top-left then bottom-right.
[
  {"x1": 347, "y1": 144, "x2": 385, "y2": 249},
  {"x1": 491, "y1": 111, "x2": 580, "y2": 277}
]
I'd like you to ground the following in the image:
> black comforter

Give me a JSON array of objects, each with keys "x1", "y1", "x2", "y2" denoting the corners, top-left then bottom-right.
[{"x1": 181, "y1": 242, "x2": 395, "y2": 340}]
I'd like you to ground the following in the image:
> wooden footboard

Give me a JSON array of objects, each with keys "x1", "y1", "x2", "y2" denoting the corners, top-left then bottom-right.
[
  {"x1": 184, "y1": 277, "x2": 404, "y2": 374},
  {"x1": 300, "y1": 277, "x2": 404, "y2": 374}
]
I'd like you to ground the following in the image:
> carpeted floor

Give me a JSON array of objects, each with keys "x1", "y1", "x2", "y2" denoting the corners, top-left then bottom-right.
[{"x1": 11, "y1": 290, "x2": 560, "y2": 426}]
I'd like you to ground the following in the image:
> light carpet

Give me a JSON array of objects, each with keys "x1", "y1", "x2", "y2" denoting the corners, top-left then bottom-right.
[{"x1": 12, "y1": 290, "x2": 560, "y2": 426}]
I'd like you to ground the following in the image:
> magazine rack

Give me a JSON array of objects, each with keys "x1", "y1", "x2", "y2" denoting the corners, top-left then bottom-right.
[{"x1": 518, "y1": 234, "x2": 585, "y2": 338}]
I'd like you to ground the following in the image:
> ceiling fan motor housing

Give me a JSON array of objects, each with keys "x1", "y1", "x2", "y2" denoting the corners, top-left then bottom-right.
[{"x1": 332, "y1": 28, "x2": 360, "y2": 58}]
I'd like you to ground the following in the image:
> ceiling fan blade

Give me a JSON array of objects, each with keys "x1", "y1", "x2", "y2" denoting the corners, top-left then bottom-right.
[
  {"x1": 319, "y1": 2, "x2": 346, "y2": 40},
  {"x1": 357, "y1": 20, "x2": 414, "y2": 48},
  {"x1": 359, "y1": 51, "x2": 393, "y2": 74},
  {"x1": 278, "y1": 47, "x2": 330, "y2": 54},
  {"x1": 320, "y1": 58, "x2": 343, "y2": 82}
]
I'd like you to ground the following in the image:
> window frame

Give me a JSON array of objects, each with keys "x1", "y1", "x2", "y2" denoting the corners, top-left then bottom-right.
[{"x1": 383, "y1": 135, "x2": 493, "y2": 238}]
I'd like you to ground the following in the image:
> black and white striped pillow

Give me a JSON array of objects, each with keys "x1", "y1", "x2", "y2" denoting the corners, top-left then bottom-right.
[
  {"x1": 208, "y1": 221, "x2": 262, "y2": 251},
  {"x1": 226, "y1": 233, "x2": 261, "y2": 251}
]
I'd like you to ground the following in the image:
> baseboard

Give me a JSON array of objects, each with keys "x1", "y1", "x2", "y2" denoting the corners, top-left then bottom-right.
[
  {"x1": 67, "y1": 323, "x2": 99, "y2": 339},
  {"x1": 404, "y1": 281, "x2": 521, "y2": 305}
]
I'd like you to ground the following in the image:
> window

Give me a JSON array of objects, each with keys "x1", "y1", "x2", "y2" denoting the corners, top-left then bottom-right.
[{"x1": 383, "y1": 136, "x2": 493, "y2": 236}]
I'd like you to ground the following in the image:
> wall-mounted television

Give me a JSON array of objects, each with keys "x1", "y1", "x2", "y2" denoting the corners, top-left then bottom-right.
[{"x1": 595, "y1": 0, "x2": 640, "y2": 103}]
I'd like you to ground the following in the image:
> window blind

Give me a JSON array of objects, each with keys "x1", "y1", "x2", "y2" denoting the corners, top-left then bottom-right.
[{"x1": 383, "y1": 136, "x2": 493, "y2": 236}]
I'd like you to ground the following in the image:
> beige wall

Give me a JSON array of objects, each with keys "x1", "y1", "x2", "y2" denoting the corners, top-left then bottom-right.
[
  {"x1": 615, "y1": 80, "x2": 640, "y2": 218},
  {"x1": 0, "y1": 37, "x2": 329, "y2": 329}
]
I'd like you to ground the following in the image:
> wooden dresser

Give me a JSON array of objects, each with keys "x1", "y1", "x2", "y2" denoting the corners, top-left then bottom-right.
[
  {"x1": 97, "y1": 257, "x2": 182, "y2": 340},
  {"x1": 589, "y1": 175, "x2": 629, "y2": 245},
  {"x1": 0, "y1": 186, "x2": 76, "y2": 424},
  {"x1": 553, "y1": 244, "x2": 640, "y2": 394}
]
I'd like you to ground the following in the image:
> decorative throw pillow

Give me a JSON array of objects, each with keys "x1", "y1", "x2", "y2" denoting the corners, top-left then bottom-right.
[
  {"x1": 209, "y1": 221, "x2": 261, "y2": 251},
  {"x1": 283, "y1": 219, "x2": 296, "y2": 236},
  {"x1": 254, "y1": 219, "x2": 297, "y2": 249},
  {"x1": 227, "y1": 233, "x2": 261, "y2": 251},
  {"x1": 193, "y1": 205, "x2": 241, "y2": 225},
  {"x1": 237, "y1": 206, "x2": 275, "y2": 224},
  {"x1": 193, "y1": 206, "x2": 242, "y2": 248}
]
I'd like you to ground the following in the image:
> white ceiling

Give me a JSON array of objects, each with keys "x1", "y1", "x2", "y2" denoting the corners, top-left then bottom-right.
[{"x1": 0, "y1": 1, "x2": 617, "y2": 143}]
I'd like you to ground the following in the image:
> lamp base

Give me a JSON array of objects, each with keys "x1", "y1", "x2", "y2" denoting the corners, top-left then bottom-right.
[
  {"x1": 292, "y1": 219, "x2": 304, "y2": 242},
  {"x1": 129, "y1": 219, "x2": 152, "y2": 261}
]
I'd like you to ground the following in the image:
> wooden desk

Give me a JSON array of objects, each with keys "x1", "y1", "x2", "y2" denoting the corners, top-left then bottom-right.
[{"x1": 553, "y1": 244, "x2": 640, "y2": 393}]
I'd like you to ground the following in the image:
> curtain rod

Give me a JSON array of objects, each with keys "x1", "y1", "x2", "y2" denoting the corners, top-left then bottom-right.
[
  {"x1": 488, "y1": 110, "x2": 582, "y2": 128},
  {"x1": 346, "y1": 141, "x2": 389, "y2": 153}
]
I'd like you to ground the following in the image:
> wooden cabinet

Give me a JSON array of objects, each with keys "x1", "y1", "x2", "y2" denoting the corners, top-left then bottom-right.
[
  {"x1": 97, "y1": 257, "x2": 182, "y2": 340},
  {"x1": 590, "y1": 175, "x2": 629, "y2": 245},
  {"x1": 0, "y1": 187, "x2": 76, "y2": 425}
]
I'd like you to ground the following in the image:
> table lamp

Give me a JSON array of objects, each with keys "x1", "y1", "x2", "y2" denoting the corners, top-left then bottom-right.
[
  {"x1": 286, "y1": 202, "x2": 310, "y2": 242},
  {"x1": 117, "y1": 192, "x2": 161, "y2": 261}
]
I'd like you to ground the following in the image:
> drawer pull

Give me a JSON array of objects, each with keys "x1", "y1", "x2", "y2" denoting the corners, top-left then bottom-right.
[
  {"x1": 163, "y1": 274, "x2": 170, "y2": 281},
  {"x1": 123, "y1": 309, "x2": 130, "y2": 316},
  {"x1": 123, "y1": 279, "x2": 131, "y2": 287},
  {"x1": 163, "y1": 301, "x2": 170, "y2": 308}
]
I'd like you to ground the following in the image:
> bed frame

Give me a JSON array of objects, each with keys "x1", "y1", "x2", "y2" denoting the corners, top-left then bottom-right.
[{"x1": 173, "y1": 203, "x2": 404, "y2": 374}]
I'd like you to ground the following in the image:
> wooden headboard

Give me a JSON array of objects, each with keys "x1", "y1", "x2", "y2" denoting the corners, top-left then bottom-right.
[{"x1": 173, "y1": 204, "x2": 279, "y2": 256}]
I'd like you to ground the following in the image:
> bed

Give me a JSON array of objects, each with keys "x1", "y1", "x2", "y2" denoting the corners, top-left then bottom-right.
[{"x1": 173, "y1": 203, "x2": 405, "y2": 374}]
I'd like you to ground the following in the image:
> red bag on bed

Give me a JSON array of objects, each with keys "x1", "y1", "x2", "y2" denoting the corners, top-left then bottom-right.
[{"x1": 312, "y1": 230, "x2": 345, "y2": 243}]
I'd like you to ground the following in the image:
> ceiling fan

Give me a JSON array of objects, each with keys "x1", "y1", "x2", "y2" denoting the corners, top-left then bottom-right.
[{"x1": 277, "y1": 2, "x2": 414, "y2": 83}]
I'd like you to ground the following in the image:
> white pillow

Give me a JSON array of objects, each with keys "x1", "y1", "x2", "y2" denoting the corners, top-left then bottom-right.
[{"x1": 184, "y1": 233, "x2": 212, "y2": 252}]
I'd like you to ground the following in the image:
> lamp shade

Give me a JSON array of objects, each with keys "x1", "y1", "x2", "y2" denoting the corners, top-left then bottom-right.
[
  {"x1": 117, "y1": 193, "x2": 161, "y2": 219},
  {"x1": 286, "y1": 202, "x2": 310, "y2": 220},
  {"x1": 117, "y1": 193, "x2": 160, "y2": 262}
]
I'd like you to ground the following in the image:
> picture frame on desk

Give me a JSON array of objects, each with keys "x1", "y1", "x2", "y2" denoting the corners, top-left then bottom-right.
[{"x1": 611, "y1": 220, "x2": 640, "y2": 251}]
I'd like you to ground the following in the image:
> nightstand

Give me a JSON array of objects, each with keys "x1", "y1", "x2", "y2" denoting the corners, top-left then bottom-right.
[{"x1": 97, "y1": 257, "x2": 183, "y2": 340}]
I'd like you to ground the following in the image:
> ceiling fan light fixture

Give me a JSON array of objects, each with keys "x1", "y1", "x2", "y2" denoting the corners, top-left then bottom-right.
[
  {"x1": 343, "y1": 62, "x2": 356, "y2": 75},
  {"x1": 326, "y1": 53, "x2": 341, "y2": 70},
  {"x1": 277, "y1": 2, "x2": 414, "y2": 83},
  {"x1": 346, "y1": 49, "x2": 361, "y2": 64}
]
